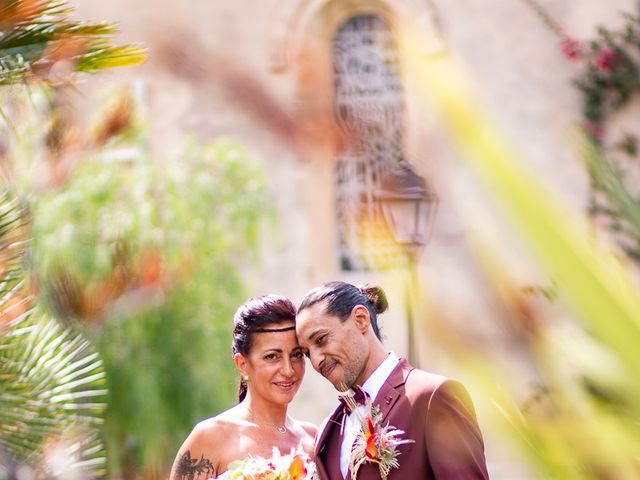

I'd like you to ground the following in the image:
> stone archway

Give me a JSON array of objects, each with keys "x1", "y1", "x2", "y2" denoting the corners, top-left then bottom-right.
[{"x1": 268, "y1": 0, "x2": 444, "y2": 279}]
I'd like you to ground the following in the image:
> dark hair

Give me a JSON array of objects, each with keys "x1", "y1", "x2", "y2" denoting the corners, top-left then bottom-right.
[
  {"x1": 232, "y1": 294, "x2": 296, "y2": 402},
  {"x1": 297, "y1": 281, "x2": 388, "y2": 340}
]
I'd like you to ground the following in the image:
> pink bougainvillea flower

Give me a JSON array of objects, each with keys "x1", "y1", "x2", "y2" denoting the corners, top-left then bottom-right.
[
  {"x1": 594, "y1": 48, "x2": 621, "y2": 71},
  {"x1": 560, "y1": 36, "x2": 583, "y2": 60},
  {"x1": 584, "y1": 121, "x2": 604, "y2": 141}
]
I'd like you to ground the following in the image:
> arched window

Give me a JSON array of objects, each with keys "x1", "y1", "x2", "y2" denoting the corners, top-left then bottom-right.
[{"x1": 333, "y1": 14, "x2": 407, "y2": 270}]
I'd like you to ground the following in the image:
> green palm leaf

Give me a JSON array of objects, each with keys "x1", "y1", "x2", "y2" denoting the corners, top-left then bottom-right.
[
  {"x1": 0, "y1": 0, "x2": 146, "y2": 85},
  {"x1": 0, "y1": 189, "x2": 29, "y2": 321},
  {"x1": 1, "y1": 315, "x2": 108, "y2": 478},
  {"x1": 1, "y1": 187, "x2": 108, "y2": 478}
]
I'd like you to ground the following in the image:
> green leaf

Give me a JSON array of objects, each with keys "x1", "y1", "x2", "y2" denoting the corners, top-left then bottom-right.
[{"x1": 0, "y1": 0, "x2": 146, "y2": 85}]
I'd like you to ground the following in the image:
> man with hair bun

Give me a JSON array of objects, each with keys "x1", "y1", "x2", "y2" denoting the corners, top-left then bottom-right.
[{"x1": 296, "y1": 281, "x2": 489, "y2": 479}]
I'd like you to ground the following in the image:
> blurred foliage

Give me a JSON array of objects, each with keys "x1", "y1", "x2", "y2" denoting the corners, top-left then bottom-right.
[
  {"x1": 1, "y1": 2, "x2": 146, "y2": 476},
  {"x1": 0, "y1": 312, "x2": 109, "y2": 478},
  {"x1": 524, "y1": 1, "x2": 640, "y2": 266},
  {"x1": 41, "y1": 138, "x2": 273, "y2": 477},
  {"x1": 570, "y1": 13, "x2": 640, "y2": 267},
  {"x1": 400, "y1": 23, "x2": 640, "y2": 479},
  {"x1": 0, "y1": 0, "x2": 146, "y2": 86},
  {"x1": 0, "y1": 2, "x2": 277, "y2": 478},
  {"x1": 0, "y1": 188, "x2": 108, "y2": 479},
  {"x1": 2, "y1": 85, "x2": 276, "y2": 478},
  {"x1": 521, "y1": 2, "x2": 640, "y2": 126}
]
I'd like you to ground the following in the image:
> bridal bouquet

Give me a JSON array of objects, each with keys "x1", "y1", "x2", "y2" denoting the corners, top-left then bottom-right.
[{"x1": 214, "y1": 447, "x2": 318, "y2": 480}]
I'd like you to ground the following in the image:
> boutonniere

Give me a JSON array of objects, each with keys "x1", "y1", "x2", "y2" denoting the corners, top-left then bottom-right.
[{"x1": 347, "y1": 396, "x2": 414, "y2": 479}]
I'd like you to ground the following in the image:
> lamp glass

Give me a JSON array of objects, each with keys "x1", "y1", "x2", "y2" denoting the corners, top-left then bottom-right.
[{"x1": 380, "y1": 196, "x2": 428, "y2": 247}]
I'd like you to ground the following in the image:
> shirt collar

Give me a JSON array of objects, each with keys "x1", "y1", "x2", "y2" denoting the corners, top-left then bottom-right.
[{"x1": 360, "y1": 351, "x2": 400, "y2": 402}]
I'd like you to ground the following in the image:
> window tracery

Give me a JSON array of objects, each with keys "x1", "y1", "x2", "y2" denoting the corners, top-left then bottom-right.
[{"x1": 333, "y1": 14, "x2": 406, "y2": 270}]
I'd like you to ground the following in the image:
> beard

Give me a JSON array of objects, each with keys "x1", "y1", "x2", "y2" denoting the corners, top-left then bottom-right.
[
  {"x1": 328, "y1": 355, "x2": 365, "y2": 390},
  {"x1": 341, "y1": 367, "x2": 359, "y2": 389}
]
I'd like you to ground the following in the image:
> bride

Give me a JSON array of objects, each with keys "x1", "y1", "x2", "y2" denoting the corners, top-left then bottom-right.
[{"x1": 170, "y1": 295, "x2": 317, "y2": 479}]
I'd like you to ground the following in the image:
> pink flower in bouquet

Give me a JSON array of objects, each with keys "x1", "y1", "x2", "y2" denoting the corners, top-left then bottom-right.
[{"x1": 213, "y1": 448, "x2": 317, "y2": 480}]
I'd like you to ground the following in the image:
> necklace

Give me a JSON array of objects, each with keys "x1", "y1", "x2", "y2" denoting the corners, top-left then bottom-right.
[{"x1": 247, "y1": 407, "x2": 288, "y2": 434}]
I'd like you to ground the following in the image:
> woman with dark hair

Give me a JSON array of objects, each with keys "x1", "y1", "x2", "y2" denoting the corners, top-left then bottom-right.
[{"x1": 170, "y1": 295, "x2": 317, "y2": 479}]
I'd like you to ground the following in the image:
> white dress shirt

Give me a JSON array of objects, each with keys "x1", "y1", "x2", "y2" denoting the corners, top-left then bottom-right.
[{"x1": 339, "y1": 352, "x2": 400, "y2": 478}]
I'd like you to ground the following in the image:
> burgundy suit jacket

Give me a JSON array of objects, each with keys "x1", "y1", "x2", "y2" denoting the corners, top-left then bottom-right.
[{"x1": 314, "y1": 359, "x2": 489, "y2": 479}]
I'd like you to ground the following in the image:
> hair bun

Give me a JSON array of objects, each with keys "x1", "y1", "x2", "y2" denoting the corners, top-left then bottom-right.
[{"x1": 358, "y1": 284, "x2": 388, "y2": 314}]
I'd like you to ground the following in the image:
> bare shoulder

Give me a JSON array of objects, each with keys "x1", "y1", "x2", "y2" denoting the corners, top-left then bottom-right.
[
  {"x1": 290, "y1": 419, "x2": 317, "y2": 458},
  {"x1": 297, "y1": 420, "x2": 318, "y2": 437},
  {"x1": 195, "y1": 411, "x2": 240, "y2": 437},
  {"x1": 170, "y1": 411, "x2": 242, "y2": 480},
  {"x1": 170, "y1": 418, "x2": 221, "y2": 480},
  {"x1": 188, "y1": 415, "x2": 233, "y2": 445}
]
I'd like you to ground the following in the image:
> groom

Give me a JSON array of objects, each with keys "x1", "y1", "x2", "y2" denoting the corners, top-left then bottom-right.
[{"x1": 296, "y1": 281, "x2": 489, "y2": 479}]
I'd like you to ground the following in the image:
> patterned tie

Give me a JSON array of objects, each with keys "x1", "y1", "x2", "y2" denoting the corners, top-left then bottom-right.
[{"x1": 338, "y1": 385, "x2": 369, "y2": 415}]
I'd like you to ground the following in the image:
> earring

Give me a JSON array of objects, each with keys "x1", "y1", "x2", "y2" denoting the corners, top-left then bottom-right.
[{"x1": 243, "y1": 375, "x2": 249, "y2": 382}]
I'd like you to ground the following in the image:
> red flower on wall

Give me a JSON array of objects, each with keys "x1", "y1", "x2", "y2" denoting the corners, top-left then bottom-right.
[
  {"x1": 594, "y1": 48, "x2": 621, "y2": 71},
  {"x1": 584, "y1": 121, "x2": 604, "y2": 141},
  {"x1": 560, "y1": 36, "x2": 583, "y2": 60}
]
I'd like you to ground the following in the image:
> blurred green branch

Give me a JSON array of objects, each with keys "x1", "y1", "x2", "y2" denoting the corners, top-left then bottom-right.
[
  {"x1": 1, "y1": 1, "x2": 147, "y2": 477},
  {"x1": 19, "y1": 86, "x2": 276, "y2": 476},
  {"x1": 0, "y1": 0, "x2": 146, "y2": 85},
  {"x1": 400, "y1": 22, "x2": 640, "y2": 479}
]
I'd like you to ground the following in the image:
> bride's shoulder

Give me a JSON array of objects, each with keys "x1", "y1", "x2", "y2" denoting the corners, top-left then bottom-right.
[
  {"x1": 193, "y1": 407, "x2": 246, "y2": 438},
  {"x1": 170, "y1": 416, "x2": 230, "y2": 479},
  {"x1": 296, "y1": 420, "x2": 318, "y2": 438},
  {"x1": 289, "y1": 419, "x2": 317, "y2": 458},
  {"x1": 170, "y1": 407, "x2": 249, "y2": 479}
]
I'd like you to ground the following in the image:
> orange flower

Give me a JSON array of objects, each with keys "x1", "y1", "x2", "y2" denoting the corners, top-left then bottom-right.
[
  {"x1": 254, "y1": 472, "x2": 276, "y2": 480},
  {"x1": 364, "y1": 417, "x2": 379, "y2": 459},
  {"x1": 288, "y1": 455, "x2": 307, "y2": 480}
]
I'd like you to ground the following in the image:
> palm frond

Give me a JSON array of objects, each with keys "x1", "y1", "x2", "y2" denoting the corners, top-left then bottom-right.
[
  {"x1": 75, "y1": 44, "x2": 148, "y2": 72},
  {"x1": 1, "y1": 187, "x2": 107, "y2": 478},
  {"x1": 0, "y1": 314, "x2": 108, "y2": 478},
  {"x1": 0, "y1": 0, "x2": 146, "y2": 85},
  {"x1": 0, "y1": 1, "x2": 69, "y2": 28},
  {"x1": 0, "y1": 189, "x2": 29, "y2": 301}
]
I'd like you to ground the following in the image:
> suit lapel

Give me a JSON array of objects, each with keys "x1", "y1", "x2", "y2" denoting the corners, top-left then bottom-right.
[
  {"x1": 373, "y1": 358, "x2": 412, "y2": 423},
  {"x1": 315, "y1": 405, "x2": 346, "y2": 480},
  {"x1": 345, "y1": 359, "x2": 414, "y2": 479},
  {"x1": 315, "y1": 404, "x2": 343, "y2": 456}
]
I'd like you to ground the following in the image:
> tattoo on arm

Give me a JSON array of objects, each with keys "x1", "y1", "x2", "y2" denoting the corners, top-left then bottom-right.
[{"x1": 175, "y1": 451, "x2": 216, "y2": 479}]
